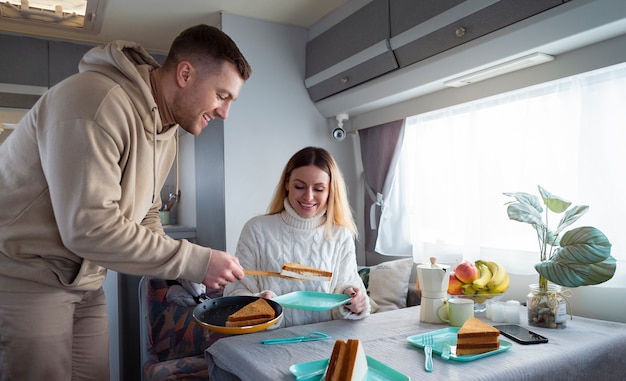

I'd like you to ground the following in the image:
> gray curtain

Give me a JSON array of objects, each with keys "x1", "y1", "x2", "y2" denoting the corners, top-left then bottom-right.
[{"x1": 359, "y1": 119, "x2": 405, "y2": 265}]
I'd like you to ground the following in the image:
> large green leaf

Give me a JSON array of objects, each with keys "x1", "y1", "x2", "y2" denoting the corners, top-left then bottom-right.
[
  {"x1": 536, "y1": 227, "x2": 614, "y2": 287},
  {"x1": 538, "y1": 186, "x2": 571, "y2": 213},
  {"x1": 553, "y1": 227, "x2": 612, "y2": 264},
  {"x1": 535, "y1": 256, "x2": 617, "y2": 287}
]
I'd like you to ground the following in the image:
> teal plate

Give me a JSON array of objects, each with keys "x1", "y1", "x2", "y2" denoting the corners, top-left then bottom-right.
[
  {"x1": 274, "y1": 291, "x2": 351, "y2": 311},
  {"x1": 407, "y1": 327, "x2": 512, "y2": 362},
  {"x1": 290, "y1": 356, "x2": 410, "y2": 381}
]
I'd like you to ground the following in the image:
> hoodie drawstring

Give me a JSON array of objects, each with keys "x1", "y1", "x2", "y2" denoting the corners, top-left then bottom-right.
[
  {"x1": 175, "y1": 128, "x2": 179, "y2": 196},
  {"x1": 151, "y1": 106, "x2": 157, "y2": 204}
]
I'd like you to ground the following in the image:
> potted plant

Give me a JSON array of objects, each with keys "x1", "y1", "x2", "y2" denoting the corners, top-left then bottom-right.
[{"x1": 503, "y1": 186, "x2": 615, "y2": 328}]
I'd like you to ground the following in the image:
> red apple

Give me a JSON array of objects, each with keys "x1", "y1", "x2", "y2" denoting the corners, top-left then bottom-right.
[
  {"x1": 447, "y1": 272, "x2": 464, "y2": 295},
  {"x1": 454, "y1": 260, "x2": 479, "y2": 283}
]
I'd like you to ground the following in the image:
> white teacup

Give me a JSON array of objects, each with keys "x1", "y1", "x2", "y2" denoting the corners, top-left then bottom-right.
[{"x1": 437, "y1": 299, "x2": 474, "y2": 327}]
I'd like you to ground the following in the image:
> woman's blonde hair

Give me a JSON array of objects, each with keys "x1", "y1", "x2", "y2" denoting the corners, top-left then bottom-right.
[{"x1": 267, "y1": 147, "x2": 357, "y2": 239}]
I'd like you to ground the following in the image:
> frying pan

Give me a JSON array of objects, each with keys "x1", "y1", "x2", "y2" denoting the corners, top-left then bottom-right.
[{"x1": 193, "y1": 295, "x2": 283, "y2": 334}]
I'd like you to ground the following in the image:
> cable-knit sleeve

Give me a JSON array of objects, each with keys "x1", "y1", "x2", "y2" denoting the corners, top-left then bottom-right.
[{"x1": 331, "y1": 228, "x2": 371, "y2": 320}]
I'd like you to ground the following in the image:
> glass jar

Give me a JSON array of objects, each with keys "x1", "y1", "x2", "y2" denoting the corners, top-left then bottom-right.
[{"x1": 527, "y1": 283, "x2": 568, "y2": 329}]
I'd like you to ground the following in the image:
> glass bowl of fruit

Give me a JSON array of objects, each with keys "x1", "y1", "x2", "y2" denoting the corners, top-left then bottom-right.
[{"x1": 448, "y1": 259, "x2": 510, "y2": 313}]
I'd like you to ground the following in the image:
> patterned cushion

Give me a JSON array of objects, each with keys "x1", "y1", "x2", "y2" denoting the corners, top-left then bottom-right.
[
  {"x1": 144, "y1": 355, "x2": 209, "y2": 381},
  {"x1": 142, "y1": 278, "x2": 225, "y2": 380}
]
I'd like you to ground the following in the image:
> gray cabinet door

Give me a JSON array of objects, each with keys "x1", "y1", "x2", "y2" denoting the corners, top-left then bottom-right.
[
  {"x1": 305, "y1": 0, "x2": 398, "y2": 102},
  {"x1": 391, "y1": 0, "x2": 565, "y2": 68},
  {"x1": 49, "y1": 40, "x2": 94, "y2": 87},
  {"x1": 0, "y1": 33, "x2": 48, "y2": 87},
  {"x1": 0, "y1": 34, "x2": 49, "y2": 108}
]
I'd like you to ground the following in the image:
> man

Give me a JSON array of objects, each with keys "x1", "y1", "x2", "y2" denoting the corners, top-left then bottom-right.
[{"x1": 0, "y1": 25, "x2": 249, "y2": 380}]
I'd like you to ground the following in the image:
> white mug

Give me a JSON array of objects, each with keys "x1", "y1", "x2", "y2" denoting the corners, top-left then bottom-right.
[{"x1": 437, "y1": 299, "x2": 474, "y2": 327}]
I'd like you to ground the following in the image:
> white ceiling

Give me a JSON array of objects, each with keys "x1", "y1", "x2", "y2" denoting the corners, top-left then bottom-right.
[{"x1": 0, "y1": 0, "x2": 351, "y2": 52}]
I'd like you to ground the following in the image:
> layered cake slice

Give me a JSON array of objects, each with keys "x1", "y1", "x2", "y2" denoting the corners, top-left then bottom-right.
[
  {"x1": 456, "y1": 317, "x2": 500, "y2": 355},
  {"x1": 325, "y1": 339, "x2": 368, "y2": 381}
]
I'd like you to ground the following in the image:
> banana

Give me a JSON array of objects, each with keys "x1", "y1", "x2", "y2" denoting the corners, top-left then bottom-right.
[
  {"x1": 461, "y1": 283, "x2": 479, "y2": 295},
  {"x1": 471, "y1": 262, "x2": 492, "y2": 290},
  {"x1": 484, "y1": 261, "x2": 507, "y2": 291},
  {"x1": 489, "y1": 272, "x2": 510, "y2": 294}
]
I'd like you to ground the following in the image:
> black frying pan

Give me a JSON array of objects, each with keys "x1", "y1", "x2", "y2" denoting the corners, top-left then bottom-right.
[{"x1": 193, "y1": 295, "x2": 283, "y2": 334}]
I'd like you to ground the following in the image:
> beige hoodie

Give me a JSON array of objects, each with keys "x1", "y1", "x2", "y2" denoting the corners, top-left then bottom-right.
[{"x1": 0, "y1": 41, "x2": 211, "y2": 291}]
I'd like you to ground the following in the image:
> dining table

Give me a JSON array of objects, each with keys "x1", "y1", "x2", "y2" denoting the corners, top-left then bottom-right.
[{"x1": 204, "y1": 305, "x2": 626, "y2": 381}]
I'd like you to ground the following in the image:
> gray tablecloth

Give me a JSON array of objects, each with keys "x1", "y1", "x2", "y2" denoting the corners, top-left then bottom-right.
[{"x1": 205, "y1": 306, "x2": 626, "y2": 381}]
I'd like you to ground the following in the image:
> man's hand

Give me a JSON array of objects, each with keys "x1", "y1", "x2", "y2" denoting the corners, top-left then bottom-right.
[{"x1": 202, "y1": 249, "x2": 244, "y2": 289}]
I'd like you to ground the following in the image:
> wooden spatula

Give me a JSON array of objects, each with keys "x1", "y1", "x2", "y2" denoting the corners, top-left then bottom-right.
[{"x1": 243, "y1": 269, "x2": 306, "y2": 280}]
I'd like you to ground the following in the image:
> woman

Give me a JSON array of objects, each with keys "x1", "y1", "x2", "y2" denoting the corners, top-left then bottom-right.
[{"x1": 224, "y1": 146, "x2": 370, "y2": 327}]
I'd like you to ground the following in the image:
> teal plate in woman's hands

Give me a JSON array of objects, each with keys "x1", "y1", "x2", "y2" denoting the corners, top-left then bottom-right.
[{"x1": 274, "y1": 291, "x2": 350, "y2": 310}]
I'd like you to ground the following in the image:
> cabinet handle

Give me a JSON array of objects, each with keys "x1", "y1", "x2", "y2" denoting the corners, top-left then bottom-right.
[
  {"x1": 340, "y1": 76, "x2": 349, "y2": 85},
  {"x1": 455, "y1": 27, "x2": 466, "y2": 38}
]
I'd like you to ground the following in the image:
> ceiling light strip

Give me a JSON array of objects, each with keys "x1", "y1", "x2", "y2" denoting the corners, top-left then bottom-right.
[{"x1": 444, "y1": 52, "x2": 555, "y2": 88}]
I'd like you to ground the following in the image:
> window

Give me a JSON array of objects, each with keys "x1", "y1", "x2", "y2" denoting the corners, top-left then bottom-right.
[
  {"x1": 381, "y1": 62, "x2": 626, "y2": 286},
  {"x1": 0, "y1": 0, "x2": 105, "y2": 33}
]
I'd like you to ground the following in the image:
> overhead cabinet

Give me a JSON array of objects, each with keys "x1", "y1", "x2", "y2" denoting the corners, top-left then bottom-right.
[
  {"x1": 390, "y1": 0, "x2": 567, "y2": 68},
  {"x1": 305, "y1": 0, "x2": 568, "y2": 102},
  {"x1": 0, "y1": 34, "x2": 92, "y2": 108},
  {"x1": 305, "y1": 0, "x2": 397, "y2": 102},
  {"x1": 0, "y1": 33, "x2": 165, "y2": 109}
]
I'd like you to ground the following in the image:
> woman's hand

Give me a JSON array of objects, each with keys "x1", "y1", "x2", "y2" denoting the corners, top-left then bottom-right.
[
  {"x1": 259, "y1": 290, "x2": 277, "y2": 299},
  {"x1": 343, "y1": 286, "x2": 367, "y2": 314}
]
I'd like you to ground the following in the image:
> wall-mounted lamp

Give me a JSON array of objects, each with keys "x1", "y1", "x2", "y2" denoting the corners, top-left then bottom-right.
[
  {"x1": 444, "y1": 52, "x2": 555, "y2": 88},
  {"x1": 332, "y1": 113, "x2": 349, "y2": 141}
]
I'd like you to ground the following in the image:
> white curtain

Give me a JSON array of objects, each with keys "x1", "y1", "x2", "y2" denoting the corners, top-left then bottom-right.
[{"x1": 382, "y1": 62, "x2": 626, "y2": 286}]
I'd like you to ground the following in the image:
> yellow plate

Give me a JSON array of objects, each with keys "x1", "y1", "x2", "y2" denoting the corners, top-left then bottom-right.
[{"x1": 193, "y1": 296, "x2": 283, "y2": 334}]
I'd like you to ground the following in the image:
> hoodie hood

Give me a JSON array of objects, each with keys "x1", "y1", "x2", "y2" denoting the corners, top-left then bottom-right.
[{"x1": 79, "y1": 40, "x2": 164, "y2": 138}]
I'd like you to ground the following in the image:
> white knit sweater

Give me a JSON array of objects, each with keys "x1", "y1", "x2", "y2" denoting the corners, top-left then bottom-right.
[{"x1": 224, "y1": 200, "x2": 370, "y2": 327}]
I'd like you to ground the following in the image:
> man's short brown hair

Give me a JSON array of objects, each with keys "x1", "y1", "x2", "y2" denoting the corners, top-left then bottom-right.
[{"x1": 163, "y1": 24, "x2": 252, "y2": 80}]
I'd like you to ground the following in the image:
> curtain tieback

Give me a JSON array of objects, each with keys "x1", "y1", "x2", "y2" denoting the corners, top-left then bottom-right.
[{"x1": 370, "y1": 192, "x2": 384, "y2": 230}]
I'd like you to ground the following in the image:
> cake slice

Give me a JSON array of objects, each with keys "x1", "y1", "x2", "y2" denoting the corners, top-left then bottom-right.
[
  {"x1": 456, "y1": 317, "x2": 500, "y2": 355},
  {"x1": 225, "y1": 298, "x2": 275, "y2": 327},
  {"x1": 325, "y1": 339, "x2": 368, "y2": 381},
  {"x1": 281, "y1": 262, "x2": 333, "y2": 282}
]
